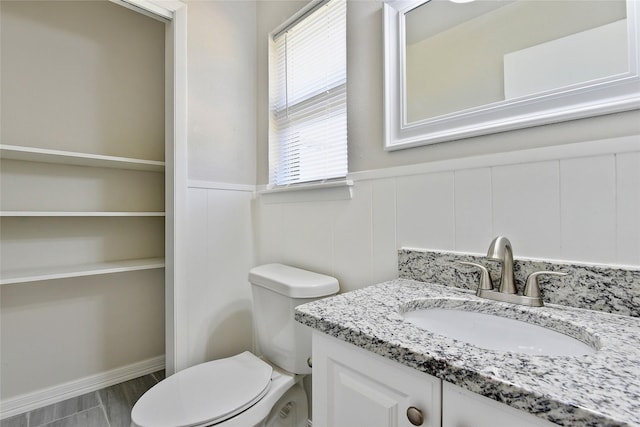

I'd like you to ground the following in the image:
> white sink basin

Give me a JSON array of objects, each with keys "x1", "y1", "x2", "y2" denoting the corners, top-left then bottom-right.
[{"x1": 402, "y1": 307, "x2": 596, "y2": 356}]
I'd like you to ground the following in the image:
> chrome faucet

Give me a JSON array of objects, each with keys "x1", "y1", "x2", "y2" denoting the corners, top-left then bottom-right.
[
  {"x1": 486, "y1": 236, "x2": 517, "y2": 294},
  {"x1": 459, "y1": 236, "x2": 567, "y2": 307}
]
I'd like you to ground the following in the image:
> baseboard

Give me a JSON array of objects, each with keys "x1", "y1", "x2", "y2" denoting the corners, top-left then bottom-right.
[{"x1": 0, "y1": 355, "x2": 165, "y2": 420}]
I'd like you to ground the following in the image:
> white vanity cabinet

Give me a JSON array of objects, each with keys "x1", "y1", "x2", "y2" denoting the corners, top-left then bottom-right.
[
  {"x1": 312, "y1": 332, "x2": 557, "y2": 427},
  {"x1": 312, "y1": 332, "x2": 441, "y2": 427},
  {"x1": 442, "y1": 382, "x2": 556, "y2": 427}
]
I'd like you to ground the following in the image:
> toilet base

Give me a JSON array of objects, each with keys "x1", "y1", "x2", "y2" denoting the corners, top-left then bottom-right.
[{"x1": 263, "y1": 381, "x2": 308, "y2": 427}]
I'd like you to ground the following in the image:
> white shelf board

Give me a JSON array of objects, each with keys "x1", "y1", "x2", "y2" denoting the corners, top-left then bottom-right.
[
  {"x1": 0, "y1": 258, "x2": 166, "y2": 285},
  {"x1": 0, "y1": 144, "x2": 165, "y2": 172},
  {"x1": 0, "y1": 211, "x2": 166, "y2": 217}
]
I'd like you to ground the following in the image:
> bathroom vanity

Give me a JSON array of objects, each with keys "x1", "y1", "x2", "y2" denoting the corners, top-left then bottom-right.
[
  {"x1": 313, "y1": 332, "x2": 556, "y2": 427},
  {"x1": 296, "y1": 279, "x2": 640, "y2": 427}
]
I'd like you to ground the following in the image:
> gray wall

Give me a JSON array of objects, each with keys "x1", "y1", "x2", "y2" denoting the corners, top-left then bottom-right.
[{"x1": 188, "y1": 0, "x2": 257, "y2": 185}]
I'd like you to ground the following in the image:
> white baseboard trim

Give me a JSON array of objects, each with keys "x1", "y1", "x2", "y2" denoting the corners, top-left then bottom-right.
[{"x1": 0, "y1": 355, "x2": 165, "y2": 420}]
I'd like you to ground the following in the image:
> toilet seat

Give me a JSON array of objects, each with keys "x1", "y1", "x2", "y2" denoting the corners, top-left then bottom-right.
[{"x1": 131, "y1": 352, "x2": 273, "y2": 427}]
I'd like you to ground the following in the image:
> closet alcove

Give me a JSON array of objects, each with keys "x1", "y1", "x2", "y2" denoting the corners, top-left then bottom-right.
[{"x1": 0, "y1": 0, "x2": 170, "y2": 405}]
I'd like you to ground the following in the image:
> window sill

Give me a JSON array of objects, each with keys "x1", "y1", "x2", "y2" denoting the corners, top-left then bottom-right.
[{"x1": 258, "y1": 179, "x2": 353, "y2": 203}]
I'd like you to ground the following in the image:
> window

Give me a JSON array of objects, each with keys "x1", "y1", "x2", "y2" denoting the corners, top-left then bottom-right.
[{"x1": 268, "y1": 0, "x2": 347, "y2": 188}]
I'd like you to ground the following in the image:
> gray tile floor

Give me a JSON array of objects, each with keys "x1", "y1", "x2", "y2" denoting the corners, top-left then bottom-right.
[{"x1": 1, "y1": 371, "x2": 164, "y2": 427}]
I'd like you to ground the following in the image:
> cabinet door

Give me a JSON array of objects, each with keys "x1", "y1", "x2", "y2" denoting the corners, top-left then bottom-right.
[
  {"x1": 442, "y1": 382, "x2": 557, "y2": 427},
  {"x1": 313, "y1": 332, "x2": 441, "y2": 427}
]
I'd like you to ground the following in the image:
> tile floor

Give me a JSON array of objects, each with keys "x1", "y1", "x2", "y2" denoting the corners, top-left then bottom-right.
[{"x1": 1, "y1": 371, "x2": 164, "y2": 427}]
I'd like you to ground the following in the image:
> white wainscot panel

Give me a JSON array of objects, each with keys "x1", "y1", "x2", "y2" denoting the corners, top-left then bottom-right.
[
  {"x1": 492, "y1": 161, "x2": 560, "y2": 259},
  {"x1": 281, "y1": 200, "x2": 335, "y2": 277},
  {"x1": 615, "y1": 152, "x2": 640, "y2": 266},
  {"x1": 186, "y1": 187, "x2": 209, "y2": 282},
  {"x1": 454, "y1": 168, "x2": 492, "y2": 254},
  {"x1": 254, "y1": 199, "x2": 284, "y2": 265},
  {"x1": 185, "y1": 187, "x2": 254, "y2": 367},
  {"x1": 396, "y1": 172, "x2": 455, "y2": 250},
  {"x1": 371, "y1": 178, "x2": 398, "y2": 283},
  {"x1": 204, "y1": 189, "x2": 254, "y2": 360},
  {"x1": 186, "y1": 187, "x2": 215, "y2": 367},
  {"x1": 333, "y1": 181, "x2": 373, "y2": 293},
  {"x1": 560, "y1": 155, "x2": 616, "y2": 264}
]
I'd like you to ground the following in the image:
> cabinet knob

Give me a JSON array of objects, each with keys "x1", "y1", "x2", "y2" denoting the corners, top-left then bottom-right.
[
  {"x1": 406, "y1": 406, "x2": 424, "y2": 426},
  {"x1": 307, "y1": 356, "x2": 312, "y2": 368}
]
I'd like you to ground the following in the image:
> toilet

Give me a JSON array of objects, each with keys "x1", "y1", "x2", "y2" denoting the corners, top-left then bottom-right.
[{"x1": 131, "y1": 263, "x2": 339, "y2": 427}]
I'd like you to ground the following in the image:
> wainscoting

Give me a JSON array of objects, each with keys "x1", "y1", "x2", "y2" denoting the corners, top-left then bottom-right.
[{"x1": 255, "y1": 135, "x2": 640, "y2": 294}]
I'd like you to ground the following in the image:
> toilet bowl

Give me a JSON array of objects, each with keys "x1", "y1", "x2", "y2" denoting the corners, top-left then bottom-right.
[{"x1": 130, "y1": 264, "x2": 338, "y2": 427}]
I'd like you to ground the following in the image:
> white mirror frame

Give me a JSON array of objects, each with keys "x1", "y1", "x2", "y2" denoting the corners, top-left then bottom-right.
[{"x1": 383, "y1": 0, "x2": 640, "y2": 151}]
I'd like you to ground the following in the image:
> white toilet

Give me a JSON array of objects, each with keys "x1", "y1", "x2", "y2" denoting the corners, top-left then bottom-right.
[{"x1": 131, "y1": 263, "x2": 339, "y2": 427}]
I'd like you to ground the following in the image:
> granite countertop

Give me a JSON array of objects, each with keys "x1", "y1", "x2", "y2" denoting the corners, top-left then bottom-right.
[{"x1": 295, "y1": 279, "x2": 640, "y2": 427}]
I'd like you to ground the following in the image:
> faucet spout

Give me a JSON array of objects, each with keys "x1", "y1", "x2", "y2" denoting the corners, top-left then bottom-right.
[
  {"x1": 486, "y1": 236, "x2": 517, "y2": 294},
  {"x1": 460, "y1": 236, "x2": 564, "y2": 307}
]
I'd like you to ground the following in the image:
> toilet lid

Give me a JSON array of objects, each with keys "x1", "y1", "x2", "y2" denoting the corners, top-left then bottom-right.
[{"x1": 131, "y1": 352, "x2": 273, "y2": 427}]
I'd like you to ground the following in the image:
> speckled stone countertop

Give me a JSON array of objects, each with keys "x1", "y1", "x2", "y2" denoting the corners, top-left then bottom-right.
[{"x1": 295, "y1": 279, "x2": 640, "y2": 427}]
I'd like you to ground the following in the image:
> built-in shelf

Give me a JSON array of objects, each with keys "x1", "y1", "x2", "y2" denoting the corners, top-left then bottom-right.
[
  {"x1": 0, "y1": 144, "x2": 165, "y2": 172},
  {"x1": 0, "y1": 258, "x2": 166, "y2": 285},
  {"x1": 0, "y1": 211, "x2": 166, "y2": 217}
]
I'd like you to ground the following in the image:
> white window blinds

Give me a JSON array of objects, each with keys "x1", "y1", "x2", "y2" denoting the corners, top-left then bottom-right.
[{"x1": 268, "y1": 0, "x2": 347, "y2": 187}]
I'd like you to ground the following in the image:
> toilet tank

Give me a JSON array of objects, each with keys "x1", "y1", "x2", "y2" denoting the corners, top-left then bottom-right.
[{"x1": 249, "y1": 264, "x2": 339, "y2": 375}]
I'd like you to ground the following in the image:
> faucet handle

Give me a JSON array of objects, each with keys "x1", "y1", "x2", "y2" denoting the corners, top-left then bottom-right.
[
  {"x1": 458, "y1": 261, "x2": 493, "y2": 291},
  {"x1": 524, "y1": 271, "x2": 567, "y2": 298}
]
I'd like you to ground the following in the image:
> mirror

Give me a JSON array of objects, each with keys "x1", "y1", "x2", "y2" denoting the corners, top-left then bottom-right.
[{"x1": 383, "y1": 0, "x2": 640, "y2": 150}]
